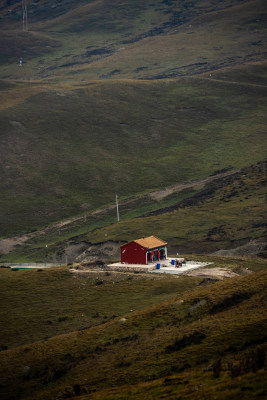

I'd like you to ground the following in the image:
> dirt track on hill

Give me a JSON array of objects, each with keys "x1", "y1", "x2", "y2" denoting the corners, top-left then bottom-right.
[
  {"x1": 149, "y1": 168, "x2": 240, "y2": 201},
  {"x1": 0, "y1": 168, "x2": 240, "y2": 255}
]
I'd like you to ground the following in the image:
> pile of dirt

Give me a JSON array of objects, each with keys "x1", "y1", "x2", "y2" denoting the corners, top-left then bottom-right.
[
  {"x1": 51, "y1": 241, "x2": 90, "y2": 263},
  {"x1": 0, "y1": 234, "x2": 32, "y2": 255},
  {"x1": 51, "y1": 240, "x2": 125, "y2": 264},
  {"x1": 75, "y1": 240, "x2": 126, "y2": 263}
]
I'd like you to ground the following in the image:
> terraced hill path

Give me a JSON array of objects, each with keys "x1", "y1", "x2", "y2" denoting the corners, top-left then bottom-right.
[{"x1": 0, "y1": 168, "x2": 240, "y2": 255}]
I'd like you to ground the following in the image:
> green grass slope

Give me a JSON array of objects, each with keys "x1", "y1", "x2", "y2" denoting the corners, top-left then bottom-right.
[
  {"x1": 0, "y1": 0, "x2": 266, "y2": 81},
  {"x1": 0, "y1": 70, "x2": 266, "y2": 238},
  {"x1": 0, "y1": 267, "x2": 202, "y2": 349},
  {"x1": 58, "y1": 0, "x2": 267, "y2": 82},
  {"x1": 2, "y1": 159, "x2": 266, "y2": 263},
  {"x1": 0, "y1": 268, "x2": 266, "y2": 399},
  {"x1": 0, "y1": 0, "x2": 266, "y2": 260},
  {"x1": 85, "y1": 159, "x2": 267, "y2": 254}
]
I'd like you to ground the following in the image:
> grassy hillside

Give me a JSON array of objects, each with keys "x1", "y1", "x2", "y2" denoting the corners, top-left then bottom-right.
[
  {"x1": 2, "y1": 159, "x2": 266, "y2": 263},
  {"x1": 0, "y1": 2, "x2": 266, "y2": 399},
  {"x1": 0, "y1": 0, "x2": 266, "y2": 258},
  {"x1": 0, "y1": 266, "x2": 201, "y2": 349},
  {"x1": 0, "y1": 0, "x2": 266, "y2": 81},
  {"x1": 0, "y1": 70, "x2": 266, "y2": 238},
  {"x1": 0, "y1": 267, "x2": 266, "y2": 399},
  {"x1": 85, "y1": 159, "x2": 267, "y2": 254}
]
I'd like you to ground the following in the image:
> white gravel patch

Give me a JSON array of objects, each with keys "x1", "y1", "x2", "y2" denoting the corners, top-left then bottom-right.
[
  {"x1": 150, "y1": 261, "x2": 213, "y2": 275},
  {"x1": 106, "y1": 258, "x2": 212, "y2": 275}
]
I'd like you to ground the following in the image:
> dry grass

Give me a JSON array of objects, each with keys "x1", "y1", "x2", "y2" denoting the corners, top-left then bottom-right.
[
  {"x1": 0, "y1": 269, "x2": 266, "y2": 400},
  {"x1": 0, "y1": 0, "x2": 266, "y2": 82},
  {"x1": 0, "y1": 85, "x2": 48, "y2": 110},
  {"x1": 0, "y1": 266, "x2": 200, "y2": 349}
]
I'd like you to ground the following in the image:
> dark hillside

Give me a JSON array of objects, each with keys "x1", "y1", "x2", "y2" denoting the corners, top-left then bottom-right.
[
  {"x1": 0, "y1": 0, "x2": 249, "y2": 31},
  {"x1": 0, "y1": 0, "x2": 90, "y2": 27},
  {"x1": 0, "y1": 30, "x2": 61, "y2": 64},
  {"x1": 0, "y1": 270, "x2": 266, "y2": 399}
]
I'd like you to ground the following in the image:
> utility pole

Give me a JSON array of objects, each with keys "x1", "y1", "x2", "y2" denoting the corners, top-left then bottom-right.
[
  {"x1": 22, "y1": 0, "x2": 28, "y2": 31},
  {"x1": 116, "y1": 193, "x2": 120, "y2": 222}
]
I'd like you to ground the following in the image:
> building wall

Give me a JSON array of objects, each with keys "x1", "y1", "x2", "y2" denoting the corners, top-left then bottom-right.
[{"x1": 121, "y1": 241, "x2": 147, "y2": 264}]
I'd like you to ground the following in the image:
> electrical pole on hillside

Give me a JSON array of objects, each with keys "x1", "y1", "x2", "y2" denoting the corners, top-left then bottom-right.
[
  {"x1": 22, "y1": 0, "x2": 28, "y2": 31},
  {"x1": 116, "y1": 194, "x2": 120, "y2": 223}
]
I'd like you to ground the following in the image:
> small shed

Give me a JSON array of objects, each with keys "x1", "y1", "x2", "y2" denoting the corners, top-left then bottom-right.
[{"x1": 120, "y1": 235, "x2": 168, "y2": 265}]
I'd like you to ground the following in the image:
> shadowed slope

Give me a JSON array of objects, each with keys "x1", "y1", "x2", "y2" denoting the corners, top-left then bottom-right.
[{"x1": 0, "y1": 270, "x2": 266, "y2": 400}]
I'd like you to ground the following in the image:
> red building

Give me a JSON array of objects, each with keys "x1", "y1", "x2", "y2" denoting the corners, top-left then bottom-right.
[{"x1": 120, "y1": 235, "x2": 168, "y2": 265}]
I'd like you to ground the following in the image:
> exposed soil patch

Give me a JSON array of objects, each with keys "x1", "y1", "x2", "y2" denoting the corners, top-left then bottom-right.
[
  {"x1": 149, "y1": 168, "x2": 240, "y2": 201},
  {"x1": 75, "y1": 240, "x2": 125, "y2": 263},
  {"x1": 51, "y1": 241, "x2": 90, "y2": 264},
  {"x1": 50, "y1": 240, "x2": 125, "y2": 264},
  {"x1": 188, "y1": 267, "x2": 240, "y2": 280},
  {"x1": 0, "y1": 234, "x2": 33, "y2": 255},
  {"x1": 212, "y1": 239, "x2": 267, "y2": 258}
]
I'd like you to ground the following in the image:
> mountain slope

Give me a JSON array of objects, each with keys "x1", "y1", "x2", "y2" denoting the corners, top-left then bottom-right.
[
  {"x1": 1, "y1": 159, "x2": 265, "y2": 262},
  {"x1": 0, "y1": 70, "x2": 266, "y2": 238},
  {"x1": 83, "y1": 159, "x2": 267, "y2": 255},
  {"x1": 0, "y1": 269, "x2": 266, "y2": 399},
  {"x1": 0, "y1": 0, "x2": 266, "y2": 81},
  {"x1": 0, "y1": 0, "x2": 266, "y2": 258},
  {"x1": 0, "y1": 3, "x2": 266, "y2": 398}
]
